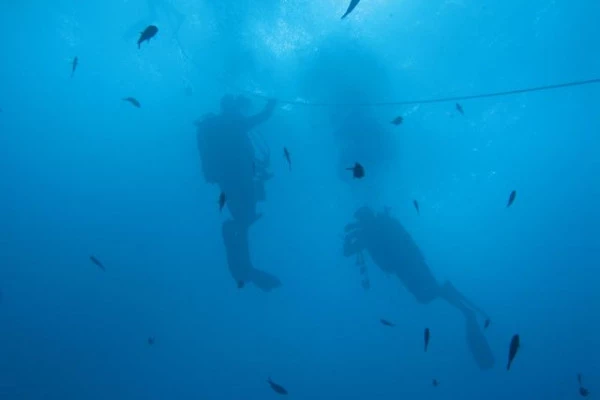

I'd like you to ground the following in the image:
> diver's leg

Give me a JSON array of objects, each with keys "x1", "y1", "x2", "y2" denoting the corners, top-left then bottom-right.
[
  {"x1": 438, "y1": 281, "x2": 495, "y2": 370},
  {"x1": 343, "y1": 235, "x2": 362, "y2": 258},
  {"x1": 221, "y1": 219, "x2": 278, "y2": 291},
  {"x1": 437, "y1": 281, "x2": 488, "y2": 317},
  {"x1": 223, "y1": 180, "x2": 262, "y2": 228},
  {"x1": 441, "y1": 281, "x2": 489, "y2": 319},
  {"x1": 221, "y1": 220, "x2": 253, "y2": 287}
]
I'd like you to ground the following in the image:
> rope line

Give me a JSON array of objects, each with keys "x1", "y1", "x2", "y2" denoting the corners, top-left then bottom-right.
[
  {"x1": 268, "y1": 78, "x2": 600, "y2": 107},
  {"x1": 174, "y1": 36, "x2": 600, "y2": 108}
]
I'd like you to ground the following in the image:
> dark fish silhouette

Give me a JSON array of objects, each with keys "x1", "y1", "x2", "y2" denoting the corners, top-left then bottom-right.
[
  {"x1": 218, "y1": 192, "x2": 227, "y2": 212},
  {"x1": 484, "y1": 318, "x2": 491, "y2": 329},
  {"x1": 424, "y1": 328, "x2": 430, "y2": 352},
  {"x1": 89, "y1": 255, "x2": 105, "y2": 271},
  {"x1": 122, "y1": 97, "x2": 141, "y2": 108},
  {"x1": 267, "y1": 377, "x2": 288, "y2": 395},
  {"x1": 432, "y1": 379, "x2": 439, "y2": 387},
  {"x1": 456, "y1": 103, "x2": 464, "y2": 115},
  {"x1": 391, "y1": 116, "x2": 404, "y2": 125},
  {"x1": 506, "y1": 334, "x2": 520, "y2": 371},
  {"x1": 237, "y1": 280, "x2": 245, "y2": 289},
  {"x1": 147, "y1": 337, "x2": 155, "y2": 345},
  {"x1": 71, "y1": 56, "x2": 78, "y2": 78},
  {"x1": 138, "y1": 25, "x2": 158, "y2": 49},
  {"x1": 346, "y1": 162, "x2": 365, "y2": 179},
  {"x1": 283, "y1": 147, "x2": 291, "y2": 171},
  {"x1": 507, "y1": 190, "x2": 516, "y2": 208},
  {"x1": 341, "y1": 0, "x2": 361, "y2": 19},
  {"x1": 413, "y1": 200, "x2": 420, "y2": 215},
  {"x1": 380, "y1": 319, "x2": 395, "y2": 327}
]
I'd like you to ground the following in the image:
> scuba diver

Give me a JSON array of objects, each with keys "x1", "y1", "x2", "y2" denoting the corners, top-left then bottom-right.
[
  {"x1": 195, "y1": 95, "x2": 281, "y2": 292},
  {"x1": 342, "y1": 206, "x2": 495, "y2": 371}
]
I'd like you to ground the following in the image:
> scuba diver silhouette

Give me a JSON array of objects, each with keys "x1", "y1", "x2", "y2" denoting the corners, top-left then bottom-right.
[
  {"x1": 343, "y1": 206, "x2": 495, "y2": 370},
  {"x1": 196, "y1": 95, "x2": 280, "y2": 291}
]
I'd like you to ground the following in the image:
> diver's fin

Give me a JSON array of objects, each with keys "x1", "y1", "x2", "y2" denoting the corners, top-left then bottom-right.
[
  {"x1": 465, "y1": 311, "x2": 495, "y2": 370},
  {"x1": 249, "y1": 268, "x2": 281, "y2": 292}
]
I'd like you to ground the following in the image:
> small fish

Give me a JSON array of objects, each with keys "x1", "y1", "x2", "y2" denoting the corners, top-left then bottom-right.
[
  {"x1": 138, "y1": 25, "x2": 158, "y2": 49},
  {"x1": 380, "y1": 319, "x2": 395, "y2": 327},
  {"x1": 147, "y1": 337, "x2": 155, "y2": 345},
  {"x1": 506, "y1": 190, "x2": 517, "y2": 208},
  {"x1": 506, "y1": 334, "x2": 520, "y2": 371},
  {"x1": 89, "y1": 255, "x2": 105, "y2": 271},
  {"x1": 71, "y1": 56, "x2": 78, "y2": 78},
  {"x1": 237, "y1": 280, "x2": 245, "y2": 289},
  {"x1": 484, "y1": 318, "x2": 491, "y2": 329},
  {"x1": 218, "y1": 192, "x2": 227, "y2": 212},
  {"x1": 424, "y1": 328, "x2": 430, "y2": 352},
  {"x1": 283, "y1": 147, "x2": 291, "y2": 171},
  {"x1": 391, "y1": 116, "x2": 404, "y2": 125},
  {"x1": 432, "y1": 379, "x2": 439, "y2": 387},
  {"x1": 456, "y1": 103, "x2": 464, "y2": 115},
  {"x1": 341, "y1": 0, "x2": 361, "y2": 19},
  {"x1": 267, "y1": 377, "x2": 288, "y2": 395},
  {"x1": 122, "y1": 97, "x2": 141, "y2": 108},
  {"x1": 413, "y1": 200, "x2": 420, "y2": 215},
  {"x1": 346, "y1": 162, "x2": 365, "y2": 179}
]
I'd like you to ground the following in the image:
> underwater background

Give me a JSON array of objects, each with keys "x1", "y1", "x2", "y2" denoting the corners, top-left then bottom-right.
[{"x1": 1, "y1": 0, "x2": 599, "y2": 398}]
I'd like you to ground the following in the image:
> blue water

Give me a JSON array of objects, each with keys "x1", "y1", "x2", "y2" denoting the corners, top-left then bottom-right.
[{"x1": 1, "y1": 0, "x2": 599, "y2": 398}]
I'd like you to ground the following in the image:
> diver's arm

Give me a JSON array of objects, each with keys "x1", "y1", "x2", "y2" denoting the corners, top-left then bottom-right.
[{"x1": 244, "y1": 98, "x2": 277, "y2": 129}]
